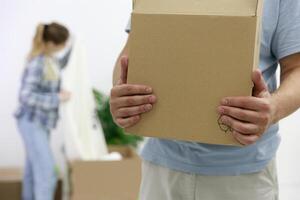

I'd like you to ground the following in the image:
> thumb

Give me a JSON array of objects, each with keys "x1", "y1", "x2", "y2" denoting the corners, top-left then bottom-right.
[
  {"x1": 117, "y1": 55, "x2": 129, "y2": 85},
  {"x1": 252, "y1": 69, "x2": 268, "y2": 97}
]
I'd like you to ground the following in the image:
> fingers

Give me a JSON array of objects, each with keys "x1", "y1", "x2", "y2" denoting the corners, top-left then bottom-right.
[
  {"x1": 219, "y1": 115, "x2": 261, "y2": 134},
  {"x1": 115, "y1": 115, "x2": 141, "y2": 128},
  {"x1": 218, "y1": 69, "x2": 272, "y2": 145},
  {"x1": 232, "y1": 131, "x2": 260, "y2": 146},
  {"x1": 111, "y1": 84, "x2": 153, "y2": 97},
  {"x1": 110, "y1": 93, "x2": 156, "y2": 128},
  {"x1": 114, "y1": 104, "x2": 153, "y2": 118},
  {"x1": 217, "y1": 106, "x2": 264, "y2": 124},
  {"x1": 111, "y1": 95, "x2": 156, "y2": 109},
  {"x1": 110, "y1": 85, "x2": 156, "y2": 129},
  {"x1": 252, "y1": 69, "x2": 268, "y2": 97},
  {"x1": 219, "y1": 115, "x2": 263, "y2": 145},
  {"x1": 111, "y1": 55, "x2": 156, "y2": 129},
  {"x1": 221, "y1": 96, "x2": 271, "y2": 112}
]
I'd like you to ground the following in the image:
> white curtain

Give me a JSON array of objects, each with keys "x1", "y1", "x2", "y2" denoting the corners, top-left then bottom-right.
[{"x1": 59, "y1": 39, "x2": 108, "y2": 161}]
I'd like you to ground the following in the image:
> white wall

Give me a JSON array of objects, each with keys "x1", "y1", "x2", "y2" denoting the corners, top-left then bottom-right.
[
  {"x1": 278, "y1": 111, "x2": 300, "y2": 199},
  {"x1": 0, "y1": 0, "x2": 300, "y2": 198},
  {"x1": 0, "y1": 0, "x2": 131, "y2": 167}
]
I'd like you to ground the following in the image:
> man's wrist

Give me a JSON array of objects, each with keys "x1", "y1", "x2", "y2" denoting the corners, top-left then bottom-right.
[{"x1": 269, "y1": 93, "x2": 281, "y2": 124}]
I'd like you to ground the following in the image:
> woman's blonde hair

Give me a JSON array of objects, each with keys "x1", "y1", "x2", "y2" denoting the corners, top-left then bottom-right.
[{"x1": 28, "y1": 22, "x2": 69, "y2": 60}]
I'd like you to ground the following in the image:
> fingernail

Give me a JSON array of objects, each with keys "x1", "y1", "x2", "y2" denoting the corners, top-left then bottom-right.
[
  {"x1": 221, "y1": 99, "x2": 228, "y2": 105},
  {"x1": 220, "y1": 116, "x2": 226, "y2": 124},
  {"x1": 146, "y1": 87, "x2": 152, "y2": 93},
  {"x1": 145, "y1": 104, "x2": 152, "y2": 110},
  {"x1": 135, "y1": 115, "x2": 140, "y2": 121},
  {"x1": 217, "y1": 107, "x2": 224, "y2": 114},
  {"x1": 149, "y1": 96, "x2": 156, "y2": 103}
]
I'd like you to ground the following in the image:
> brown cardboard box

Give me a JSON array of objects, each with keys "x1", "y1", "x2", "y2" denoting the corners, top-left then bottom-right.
[
  {"x1": 127, "y1": 0, "x2": 263, "y2": 146},
  {"x1": 0, "y1": 168, "x2": 62, "y2": 200},
  {"x1": 0, "y1": 169, "x2": 22, "y2": 200},
  {"x1": 71, "y1": 146, "x2": 141, "y2": 200}
]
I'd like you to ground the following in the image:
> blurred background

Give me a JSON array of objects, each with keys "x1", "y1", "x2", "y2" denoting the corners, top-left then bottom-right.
[
  {"x1": 0, "y1": 0, "x2": 130, "y2": 167},
  {"x1": 0, "y1": 0, "x2": 299, "y2": 200}
]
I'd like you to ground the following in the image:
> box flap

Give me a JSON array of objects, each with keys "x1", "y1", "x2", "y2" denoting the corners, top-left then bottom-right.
[{"x1": 133, "y1": 0, "x2": 260, "y2": 16}]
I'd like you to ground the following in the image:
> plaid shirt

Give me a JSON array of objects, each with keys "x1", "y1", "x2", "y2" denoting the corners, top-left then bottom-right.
[{"x1": 15, "y1": 55, "x2": 61, "y2": 129}]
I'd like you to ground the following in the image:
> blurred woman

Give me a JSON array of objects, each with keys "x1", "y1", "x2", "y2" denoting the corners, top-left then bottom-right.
[{"x1": 15, "y1": 22, "x2": 71, "y2": 200}]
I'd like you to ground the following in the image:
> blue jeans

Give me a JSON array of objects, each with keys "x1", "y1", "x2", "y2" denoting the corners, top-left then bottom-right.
[{"x1": 17, "y1": 117, "x2": 57, "y2": 200}]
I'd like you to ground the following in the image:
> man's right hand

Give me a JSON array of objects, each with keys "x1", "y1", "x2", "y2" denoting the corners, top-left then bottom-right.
[{"x1": 110, "y1": 55, "x2": 156, "y2": 128}]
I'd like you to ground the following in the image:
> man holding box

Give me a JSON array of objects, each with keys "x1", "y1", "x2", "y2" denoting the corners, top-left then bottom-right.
[{"x1": 110, "y1": 0, "x2": 300, "y2": 199}]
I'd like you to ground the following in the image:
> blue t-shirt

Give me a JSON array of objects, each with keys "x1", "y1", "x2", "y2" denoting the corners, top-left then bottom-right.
[{"x1": 126, "y1": 0, "x2": 300, "y2": 175}]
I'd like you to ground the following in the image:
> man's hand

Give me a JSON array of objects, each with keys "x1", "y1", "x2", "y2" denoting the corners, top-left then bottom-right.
[
  {"x1": 110, "y1": 56, "x2": 157, "y2": 128},
  {"x1": 217, "y1": 69, "x2": 277, "y2": 145}
]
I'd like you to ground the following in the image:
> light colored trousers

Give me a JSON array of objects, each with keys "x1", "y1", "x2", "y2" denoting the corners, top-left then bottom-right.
[
  {"x1": 139, "y1": 160, "x2": 278, "y2": 200},
  {"x1": 17, "y1": 117, "x2": 57, "y2": 200}
]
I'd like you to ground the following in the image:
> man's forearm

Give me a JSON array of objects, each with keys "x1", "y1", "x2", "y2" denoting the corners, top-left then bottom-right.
[{"x1": 271, "y1": 63, "x2": 300, "y2": 123}]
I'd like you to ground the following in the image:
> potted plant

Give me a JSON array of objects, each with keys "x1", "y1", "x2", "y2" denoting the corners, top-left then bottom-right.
[{"x1": 93, "y1": 89, "x2": 143, "y2": 148}]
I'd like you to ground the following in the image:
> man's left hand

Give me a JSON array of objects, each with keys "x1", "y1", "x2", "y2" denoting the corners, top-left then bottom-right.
[{"x1": 217, "y1": 69, "x2": 277, "y2": 145}]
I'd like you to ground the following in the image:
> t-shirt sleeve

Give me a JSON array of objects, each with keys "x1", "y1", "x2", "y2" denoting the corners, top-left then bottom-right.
[
  {"x1": 272, "y1": 0, "x2": 300, "y2": 60},
  {"x1": 125, "y1": 18, "x2": 131, "y2": 33}
]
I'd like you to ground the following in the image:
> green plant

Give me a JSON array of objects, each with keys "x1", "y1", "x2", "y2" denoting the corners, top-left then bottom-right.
[{"x1": 93, "y1": 89, "x2": 143, "y2": 147}]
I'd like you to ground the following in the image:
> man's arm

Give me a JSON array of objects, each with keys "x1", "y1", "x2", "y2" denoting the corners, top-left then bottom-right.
[
  {"x1": 272, "y1": 53, "x2": 300, "y2": 123},
  {"x1": 113, "y1": 37, "x2": 130, "y2": 86}
]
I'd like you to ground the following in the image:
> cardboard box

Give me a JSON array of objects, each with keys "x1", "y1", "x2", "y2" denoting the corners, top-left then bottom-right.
[
  {"x1": 0, "y1": 169, "x2": 22, "y2": 200},
  {"x1": 0, "y1": 168, "x2": 62, "y2": 200},
  {"x1": 71, "y1": 146, "x2": 141, "y2": 200},
  {"x1": 127, "y1": 0, "x2": 263, "y2": 146}
]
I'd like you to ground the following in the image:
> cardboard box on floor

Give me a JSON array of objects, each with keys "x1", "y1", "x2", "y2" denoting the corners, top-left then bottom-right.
[
  {"x1": 0, "y1": 169, "x2": 22, "y2": 200},
  {"x1": 71, "y1": 146, "x2": 141, "y2": 200},
  {"x1": 127, "y1": 0, "x2": 263, "y2": 146},
  {"x1": 0, "y1": 168, "x2": 62, "y2": 200}
]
